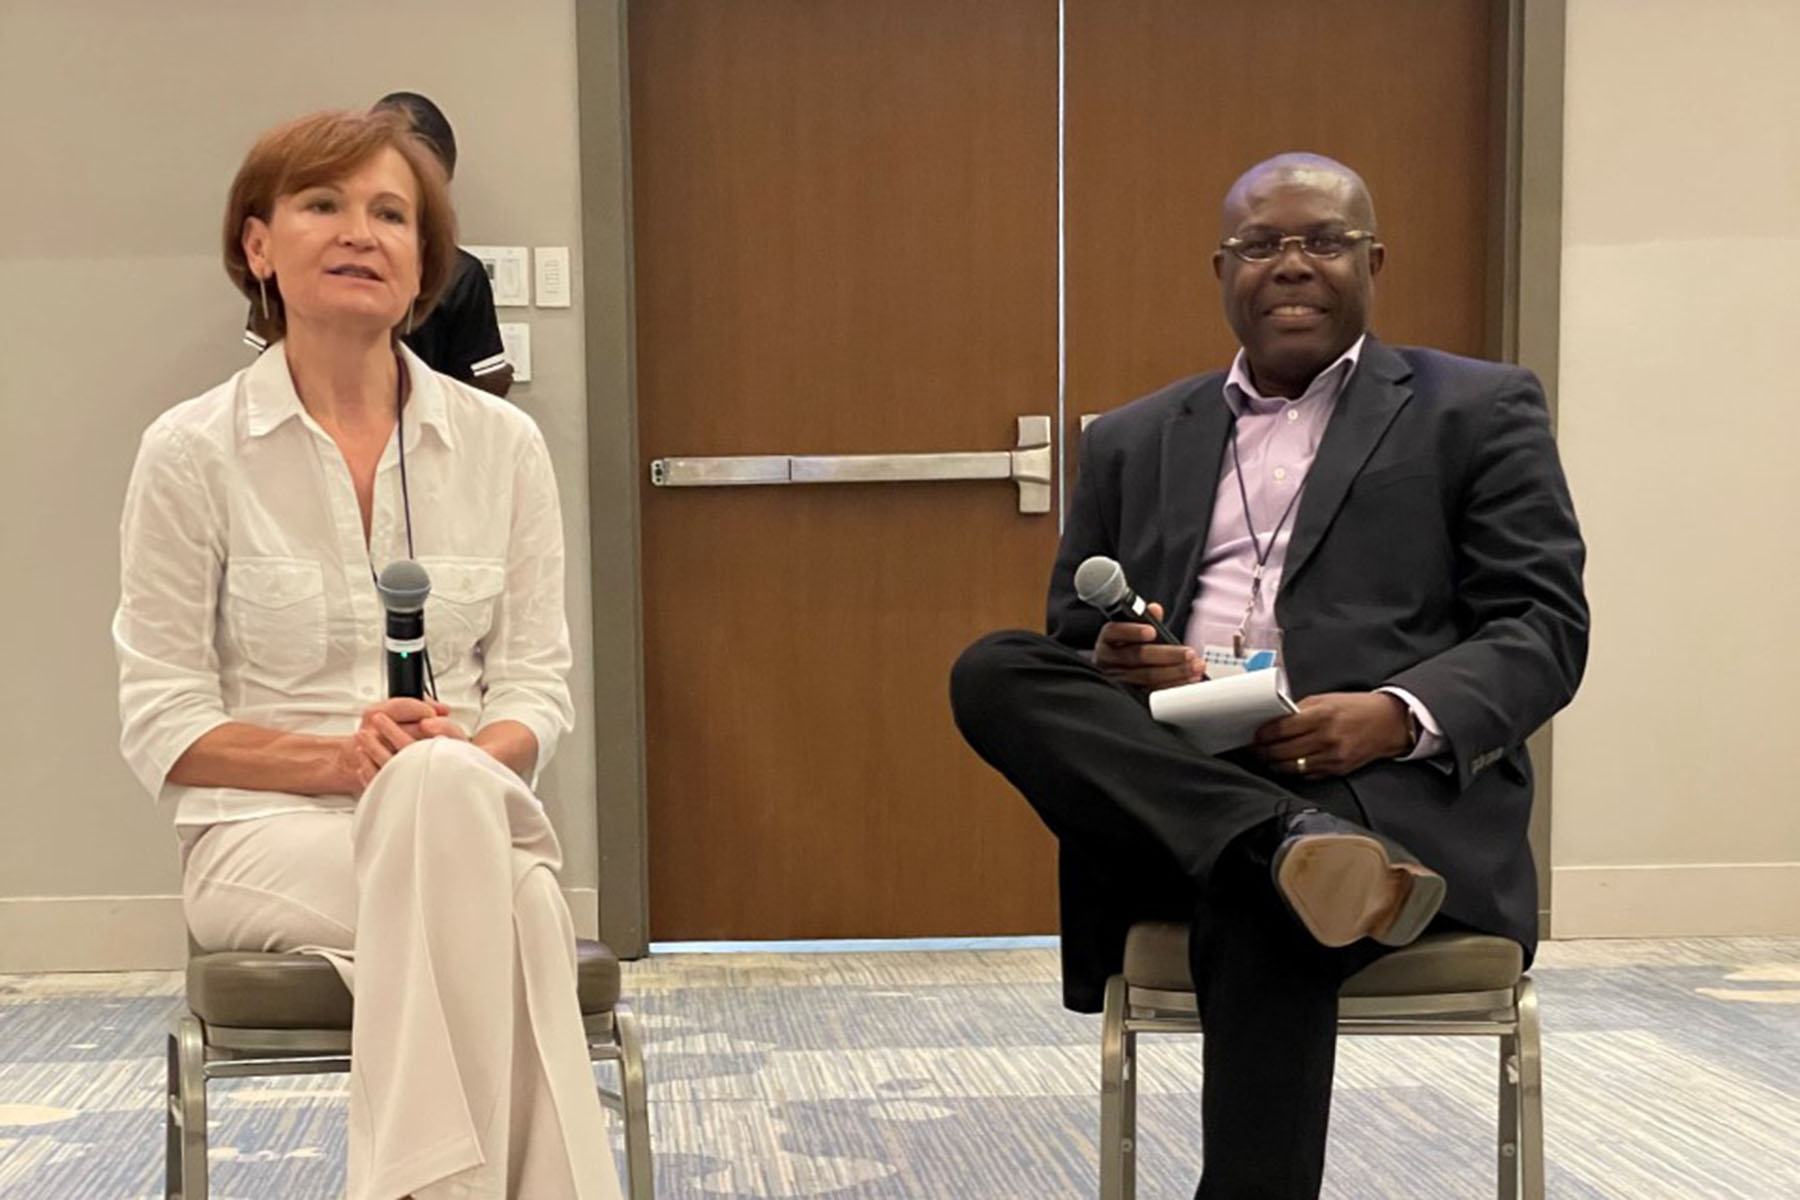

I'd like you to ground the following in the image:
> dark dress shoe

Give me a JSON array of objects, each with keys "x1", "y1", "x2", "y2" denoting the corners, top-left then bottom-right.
[{"x1": 1270, "y1": 809, "x2": 1446, "y2": 948}]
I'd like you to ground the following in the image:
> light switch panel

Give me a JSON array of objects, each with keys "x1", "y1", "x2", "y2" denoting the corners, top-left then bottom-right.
[
  {"x1": 534, "y1": 246, "x2": 571, "y2": 308},
  {"x1": 497, "y1": 322, "x2": 532, "y2": 382},
  {"x1": 466, "y1": 245, "x2": 530, "y2": 307}
]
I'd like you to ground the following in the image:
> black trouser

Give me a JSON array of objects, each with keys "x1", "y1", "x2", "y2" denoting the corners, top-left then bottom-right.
[{"x1": 950, "y1": 630, "x2": 1399, "y2": 1200}]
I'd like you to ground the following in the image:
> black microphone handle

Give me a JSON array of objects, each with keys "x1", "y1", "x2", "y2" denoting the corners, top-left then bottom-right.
[
  {"x1": 1106, "y1": 592, "x2": 1183, "y2": 646},
  {"x1": 388, "y1": 650, "x2": 426, "y2": 700},
  {"x1": 385, "y1": 609, "x2": 427, "y2": 700}
]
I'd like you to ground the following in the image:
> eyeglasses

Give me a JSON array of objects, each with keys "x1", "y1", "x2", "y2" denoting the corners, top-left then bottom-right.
[{"x1": 1218, "y1": 229, "x2": 1377, "y2": 264}]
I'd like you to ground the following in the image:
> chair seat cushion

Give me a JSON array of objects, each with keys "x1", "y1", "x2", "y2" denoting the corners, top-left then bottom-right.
[
  {"x1": 187, "y1": 938, "x2": 622, "y2": 1029},
  {"x1": 1122, "y1": 922, "x2": 1522, "y2": 997}
]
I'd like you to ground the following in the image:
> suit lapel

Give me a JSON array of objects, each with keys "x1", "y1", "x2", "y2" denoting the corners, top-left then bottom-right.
[
  {"x1": 1159, "y1": 377, "x2": 1233, "y2": 620},
  {"x1": 1280, "y1": 338, "x2": 1414, "y2": 592}
]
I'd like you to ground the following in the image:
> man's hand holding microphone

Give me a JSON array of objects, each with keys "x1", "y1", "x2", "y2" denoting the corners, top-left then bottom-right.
[
  {"x1": 1078, "y1": 556, "x2": 1206, "y2": 690},
  {"x1": 1093, "y1": 602, "x2": 1205, "y2": 689},
  {"x1": 1079, "y1": 556, "x2": 1411, "y2": 778}
]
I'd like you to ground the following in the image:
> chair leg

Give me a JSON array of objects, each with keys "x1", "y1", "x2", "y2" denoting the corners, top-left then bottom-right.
[
  {"x1": 173, "y1": 1015, "x2": 209, "y2": 1200},
  {"x1": 613, "y1": 1002, "x2": 654, "y2": 1200},
  {"x1": 165, "y1": 1033, "x2": 182, "y2": 1200},
  {"x1": 1497, "y1": 1026, "x2": 1519, "y2": 1200},
  {"x1": 1515, "y1": 979, "x2": 1545, "y2": 1200},
  {"x1": 1099, "y1": 975, "x2": 1137, "y2": 1200}
]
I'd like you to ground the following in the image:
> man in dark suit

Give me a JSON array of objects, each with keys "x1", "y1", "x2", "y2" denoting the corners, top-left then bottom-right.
[{"x1": 950, "y1": 153, "x2": 1587, "y2": 1199}]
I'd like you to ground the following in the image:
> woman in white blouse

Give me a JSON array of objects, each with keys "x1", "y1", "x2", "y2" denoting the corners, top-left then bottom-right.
[{"x1": 113, "y1": 109, "x2": 623, "y2": 1200}]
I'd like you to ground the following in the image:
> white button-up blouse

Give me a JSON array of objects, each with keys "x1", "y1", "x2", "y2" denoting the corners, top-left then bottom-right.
[{"x1": 113, "y1": 343, "x2": 574, "y2": 833}]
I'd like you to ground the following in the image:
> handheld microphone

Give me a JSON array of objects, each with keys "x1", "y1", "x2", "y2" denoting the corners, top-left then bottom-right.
[
  {"x1": 1074, "y1": 555, "x2": 1182, "y2": 646},
  {"x1": 375, "y1": 560, "x2": 432, "y2": 700}
]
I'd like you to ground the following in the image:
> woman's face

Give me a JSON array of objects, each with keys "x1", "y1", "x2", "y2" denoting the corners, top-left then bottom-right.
[{"x1": 242, "y1": 146, "x2": 423, "y2": 336}]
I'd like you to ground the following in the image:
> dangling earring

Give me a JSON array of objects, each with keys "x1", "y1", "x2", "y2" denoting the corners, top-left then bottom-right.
[
  {"x1": 257, "y1": 274, "x2": 270, "y2": 321},
  {"x1": 405, "y1": 298, "x2": 417, "y2": 335}
]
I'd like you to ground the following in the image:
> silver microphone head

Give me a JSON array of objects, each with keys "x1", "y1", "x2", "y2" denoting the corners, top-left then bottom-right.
[
  {"x1": 1074, "y1": 555, "x2": 1128, "y2": 608},
  {"x1": 375, "y1": 559, "x2": 432, "y2": 613}
]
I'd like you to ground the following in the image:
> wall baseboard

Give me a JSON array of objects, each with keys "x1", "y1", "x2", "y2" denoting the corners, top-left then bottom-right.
[
  {"x1": 1551, "y1": 863, "x2": 1800, "y2": 938},
  {"x1": 0, "y1": 888, "x2": 600, "y2": 973}
]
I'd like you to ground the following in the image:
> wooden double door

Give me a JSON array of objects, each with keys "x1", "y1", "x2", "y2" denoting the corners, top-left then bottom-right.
[{"x1": 629, "y1": 0, "x2": 1497, "y2": 940}]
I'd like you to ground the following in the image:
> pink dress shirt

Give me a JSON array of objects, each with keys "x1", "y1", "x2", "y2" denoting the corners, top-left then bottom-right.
[{"x1": 1184, "y1": 336, "x2": 1446, "y2": 761}]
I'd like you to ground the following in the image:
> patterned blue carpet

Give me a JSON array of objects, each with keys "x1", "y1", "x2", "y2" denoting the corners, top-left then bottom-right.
[{"x1": 2, "y1": 937, "x2": 1797, "y2": 1197}]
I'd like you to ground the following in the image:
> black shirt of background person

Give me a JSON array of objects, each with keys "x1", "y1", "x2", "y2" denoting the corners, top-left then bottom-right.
[{"x1": 402, "y1": 248, "x2": 510, "y2": 390}]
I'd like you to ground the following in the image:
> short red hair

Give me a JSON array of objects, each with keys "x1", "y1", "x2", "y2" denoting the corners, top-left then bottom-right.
[{"x1": 223, "y1": 109, "x2": 457, "y2": 343}]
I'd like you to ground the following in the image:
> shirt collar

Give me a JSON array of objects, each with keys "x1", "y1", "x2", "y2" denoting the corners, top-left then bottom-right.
[
  {"x1": 397, "y1": 343, "x2": 455, "y2": 452},
  {"x1": 1223, "y1": 333, "x2": 1366, "y2": 417},
  {"x1": 242, "y1": 342, "x2": 307, "y2": 438},
  {"x1": 243, "y1": 340, "x2": 454, "y2": 451}
]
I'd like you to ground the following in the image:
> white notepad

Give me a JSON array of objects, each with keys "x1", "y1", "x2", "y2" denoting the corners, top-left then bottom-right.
[{"x1": 1147, "y1": 668, "x2": 1298, "y2": 755}]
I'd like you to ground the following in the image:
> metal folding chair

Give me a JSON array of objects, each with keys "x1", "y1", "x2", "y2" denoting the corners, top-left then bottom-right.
[
  {"x1": 166, "y1": 938, "x2": 651, "y2": 1199},
  {"x1": 1101, "y1": 924, "x2": 1542, "y2": 1200}
]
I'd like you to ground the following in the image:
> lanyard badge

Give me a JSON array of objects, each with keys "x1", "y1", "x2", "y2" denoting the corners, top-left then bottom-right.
[{"x1": 1225, "y1": 413, "x2": 1302, "y2": 670}]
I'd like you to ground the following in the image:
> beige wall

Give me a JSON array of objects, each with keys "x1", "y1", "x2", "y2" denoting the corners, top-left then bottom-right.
[
  {"x1": 1552, "y1": 0, "x2": 1800, "y2": 934},
  {"x1": 0, "y1": 0, "x2": 602, "y2": 968}
]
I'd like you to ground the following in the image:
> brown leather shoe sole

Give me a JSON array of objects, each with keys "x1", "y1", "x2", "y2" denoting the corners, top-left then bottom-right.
[{"x1": 1273, "y1": 833, "x2": 1445, "y2": 948}]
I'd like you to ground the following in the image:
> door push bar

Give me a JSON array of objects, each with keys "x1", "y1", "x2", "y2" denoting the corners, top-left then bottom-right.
[{"x1": 650, "y1": 415, "x2": 1053, "y2": 514}]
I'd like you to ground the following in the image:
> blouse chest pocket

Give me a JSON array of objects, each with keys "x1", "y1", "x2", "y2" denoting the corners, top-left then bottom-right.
[
  {"x1": 224, "y1": 557, "x2": 327, "y2": 677},
  {"x1": 417, "y1": 557, "x2": 506, "y2": 670}
]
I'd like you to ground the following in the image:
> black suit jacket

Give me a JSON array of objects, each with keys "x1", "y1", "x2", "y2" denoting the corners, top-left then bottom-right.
[{"x1": 1045, "y1": 337, "x2": 1588, "y2": 1011}]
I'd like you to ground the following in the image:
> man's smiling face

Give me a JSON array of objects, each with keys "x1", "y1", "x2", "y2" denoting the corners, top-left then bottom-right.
[{"x1": 1212, "y1": 165, "x2": 1384, "y2": 399}]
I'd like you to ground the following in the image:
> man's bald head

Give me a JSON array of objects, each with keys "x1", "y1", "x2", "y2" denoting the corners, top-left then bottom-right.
[
  {"x1": 1221, "y1": 153, "x2": 1376, "y2": 235},
  {"x1": 1211, "y1": 152, "x2": 1385, "y2": 398}
]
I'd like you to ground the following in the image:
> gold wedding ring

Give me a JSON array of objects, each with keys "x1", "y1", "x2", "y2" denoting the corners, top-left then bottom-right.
[{"x1": 1295, "y1": 756, "x2": 1308, "y2": 773}]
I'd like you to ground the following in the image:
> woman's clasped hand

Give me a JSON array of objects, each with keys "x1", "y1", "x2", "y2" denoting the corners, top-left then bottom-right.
[{"x1": 339, "y1": 697, "x2": 470, "y2": 792}]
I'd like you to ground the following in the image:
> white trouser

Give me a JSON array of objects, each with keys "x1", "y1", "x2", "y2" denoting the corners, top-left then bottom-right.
[{"x1": 183, "y1": 738, "x2": 625, "y2": 1200}]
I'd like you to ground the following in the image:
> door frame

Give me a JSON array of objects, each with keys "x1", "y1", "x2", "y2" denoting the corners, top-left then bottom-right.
[
  {"x1": 1488, "y1": 0, "x2": 1568, "y2": 939},
  {"x1": 575, "y1": 0, "x2": 650, "y2": 957},
  {"x1": 577, "y1": 0, "x2": 1568, "y2": 957}
]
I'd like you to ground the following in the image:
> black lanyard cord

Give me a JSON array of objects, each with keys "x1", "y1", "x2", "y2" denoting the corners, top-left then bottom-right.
[
  {"x1": 1227, "y1": 414, "x2": 1306, "y2": 574},
  {"x1": 1225, "y1": 413, "x2": 1305, "y2": 657},
  {"x1": 370, "y1": 360, "x2": 436, "y2": 701}
]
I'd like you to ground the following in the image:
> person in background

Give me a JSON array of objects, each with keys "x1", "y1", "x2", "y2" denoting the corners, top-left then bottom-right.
[
  {"x1": 117, "y1": 108, "x2": 619, "y2": 1199},
  {"x1": 951, "y1": 153, "x2": 1588, "y2": 1200},
  {"x1": 244, "y1": 91, "x2": 515, "y2": 398}
]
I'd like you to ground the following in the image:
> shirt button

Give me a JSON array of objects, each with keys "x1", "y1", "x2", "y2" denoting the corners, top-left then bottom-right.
[
  {"x1": 1274, "y1": 467, "x2": 1287, "y2": 481},
  {"x1": 1286, "y1": 409, "x2": 1299, "y2": 421}
]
